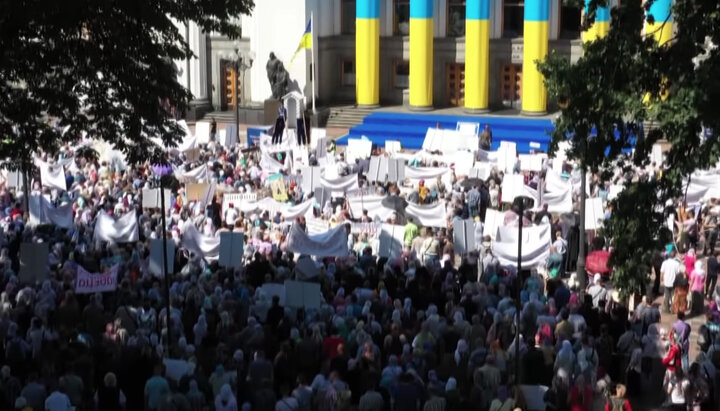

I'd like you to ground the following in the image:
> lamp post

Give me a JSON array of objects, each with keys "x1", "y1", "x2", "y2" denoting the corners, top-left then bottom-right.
[
  {"x1": 512, "y1": 195, "x2": 534, "y2": 385},
  {"x1": 224, "y1": 44, "x2": 255, "y2": 145},
  {"x1": 152, "y1": 164, "x2": 172, "y2": 355}
]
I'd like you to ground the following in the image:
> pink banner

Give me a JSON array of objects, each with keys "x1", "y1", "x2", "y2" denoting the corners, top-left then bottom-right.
[{"x1": 75, "y1": 265, "x2": 119, "y2": 294}]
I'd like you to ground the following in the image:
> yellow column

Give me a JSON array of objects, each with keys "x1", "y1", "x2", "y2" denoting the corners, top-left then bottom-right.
[
  {"x1": 582, "y1": 1, "x2": 610, "y2": 43},
  {"x1": 356, "y1": 0, "x2": 380, "y2": 106},
  {"x1": 522, "y1": 0, "x2": 549, "y2": 115},
  {"x1": 465, "y1": 0, "x2": 490, "y2": 112},
  {"x1": 409, "y1": 0, "x2": 433, "y2": 110}
]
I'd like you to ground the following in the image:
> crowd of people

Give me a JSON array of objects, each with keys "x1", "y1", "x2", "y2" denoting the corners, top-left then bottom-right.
[{"x1": 0, "y1": 125, "x2": 719, "y2": 411}]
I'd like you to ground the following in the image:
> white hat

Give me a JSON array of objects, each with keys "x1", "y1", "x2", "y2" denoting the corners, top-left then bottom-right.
[{"x1": 593, "y1": 273, "x2": 601, "y2": 284}]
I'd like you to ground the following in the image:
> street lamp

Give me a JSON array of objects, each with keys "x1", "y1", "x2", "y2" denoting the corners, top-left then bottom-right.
[
  {"x1": 152, "y1": 163, "x2": 173, "y2": 355},
  {"x1": 511, "y1": 195, "x2": 535, "y2": 385},
  {"x1": 223, "y1": 43, "x2": 255, "y2": 145}
]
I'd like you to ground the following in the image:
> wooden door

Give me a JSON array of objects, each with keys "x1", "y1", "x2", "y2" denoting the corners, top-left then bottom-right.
[
  {"x1": 446, "y1": 63, "x2": 465, "y2": 107},
  {"x1": 220, "y1": 60, "x2": 239, "y2": 111},
  {"x1": 501, "y1": 64, "x2": 522, "y2": 108}
]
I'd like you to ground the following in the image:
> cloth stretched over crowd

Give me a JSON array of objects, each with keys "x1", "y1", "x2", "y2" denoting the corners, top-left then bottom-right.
[
  {"x1": 181, "y1": 224, "x2": 220, "y2": 260},
  {"x1": 175, "y1": 164, "x2": 208, "y2": 183},
  {"x1": 347, "y1": 195, "x2": 448, "y2": 227},
  {"x1": 493, "y1": 223, "x2": 551, "y2": 268},
  {"x1": 28, "y1": 195, "x2": 74, "y2": 229},
  {"x1": 285, "y1": 223, "x2": 349, "y2": 257},
  {"x1": 93, "y1": 211, "x2": 139, "y2": 243},
  {"x1": 260, "y1": 151, "x2": 286, "y2": 174},
  {"x1": 320, "y1": 173, "x2": 359, "y2": 194}
]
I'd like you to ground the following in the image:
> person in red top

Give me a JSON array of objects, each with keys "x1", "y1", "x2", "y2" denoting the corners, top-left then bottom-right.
[
  {"x1": 662, "y1": 332, "x2": 682, "y2": 373},
  {"x1": 321, "y1": 326, "x2": 345, "y2": 362}
]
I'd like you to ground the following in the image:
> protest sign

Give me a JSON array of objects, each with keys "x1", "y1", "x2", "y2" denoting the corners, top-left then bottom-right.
[
  {"x1": 314, "y1": 187, "x2": 331, "y2": 209},
  {"x1": 367, "y1": 157, "x2": 388, "y2": 183},
  {"x1": 268, "y1": 174, "x2": 288, "y2": 201},
  {"x1": 385, "y1": 140, "x2": 401, "y2": 154},
  {"x1": 350, "y1": 222, "x2": 382, "y2": 236},
  {"x1": 186, "y1": 183, "x2": 209, "y2": 202},
  {"x1": 346, "y1": 138, "x2": 372, "y2": 164},
  {"x1": 222, "y1": 192, "x2": 257, "y2": 213},
  {"x1": 195, "y1": 121, "x2": 211, "y2": 144},
  {"x1": 75, "y1": 264, "x2": 119, "y2": 294},
  {"x1": 19, "y1": 243, "x2": 49, "y2": 284},
  {"x1": 223, "y1": 125, "x2": 237, "y2": 148},
  {"x1": 387, "y1": 159, "x2": 405, "y2": 183},
  {"x1": 219, "y1": 232, "x2": 244, "y2": 268},
  {"x1": 284, "y1": 280, "x2": 321, "y2": 309},
  {"x1": 185, "y1": 148, "x2": 201, "y2": 163},
  {"x1": 142, "y1": 188, "x2": 172, "y2": 210},
  {"x1": 301, "y1": 166, "x2": 322, "y2": 193},
  {"x1": 259, "y1": 283, "x2": 286, "y2": 305},
  {"x1": 6, "y1": 170, "x2": 24, "y2": 188},
  {"x1": 379, "y1": 224, "x2": 404, "y2": 258},
  {"x1": 453, "y1": 219, "x2": 477, "y2": 254},
  {"x1": 305, "y1": 218, "x2": 330, "y2": 235},
  {"x1": 163, "y1": 359, "x2": 190, "y2": 382},
  {"x1": 149, "y1": 239, "x2": 175, "y2": 277}
]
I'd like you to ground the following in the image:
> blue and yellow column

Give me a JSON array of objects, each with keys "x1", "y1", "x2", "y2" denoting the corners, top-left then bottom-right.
[
  {"x1": 356, "y1": 0, "x2": 380, "y2": 107},
  {"x1": 409, "y1": 0, "x2": 434, "y2": 110},
  {"x1": 646, "y1": 0, "x2": 673, "y2": 45},
  {"x1": 582, "y1": 1, "x2": 610, "y2": 43},
  {"x1": 522, "y1": 0, "x2": 549, "y2": 115},
  {"x1": 464, "y1": 0, "x2": 490, "y2": 112}
]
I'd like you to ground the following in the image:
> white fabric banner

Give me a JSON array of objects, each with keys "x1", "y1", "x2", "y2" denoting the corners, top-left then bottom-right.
[
  {"x1": 542, "y1": 186, "x2": 573, "y2": 214},
  {"x1": 176, "y1": 164, "x2": 208, "y2": 183},
  {"x1": 378, "y1": 224, "x2": 405, "y2": 258},
  {"x1": 38, "y1": 161, "x2": 67, "y2": 191},
  {"x1": 585, "y1": 197, "x2": 605, "y2": 230},
  {"x1": 320, "y1": 173, "x2": 359, "y2": 194},
  {"x1": 75, "y1": 265, "x2": 119, "y2": 294},
  {"x1": 181, "y1": 224, "x2": 220, "y2": 259},
  {"x1": 406, "y1": 202, "x2": 447, "y2": 228},
  {"x1": 285, "y1": 223, "x2": 349, "y2": 257},
  {"x1": 93, "y1": 211, "x2": 139, "y2": 243},
  {"x1": 483, "y1": 209, "x2": 506, "y2": 240},
  {"x1": 493, "y1": 223, "x2": 551, "y2": 268},
  {"x1": 28, "y1": 195, "x2": 74, "y2": 229},
  {"x1": 260, "y1": 151, "x2": 287, "y2": 174}
]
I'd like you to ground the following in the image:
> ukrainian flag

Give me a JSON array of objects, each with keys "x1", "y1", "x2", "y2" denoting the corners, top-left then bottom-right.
[{"x1": 290, "y1": 19, "x2": 312, "y2": 62}]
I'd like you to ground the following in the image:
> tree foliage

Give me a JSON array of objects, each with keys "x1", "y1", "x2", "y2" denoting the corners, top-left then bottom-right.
[
  {"x1": 0, "y1": 0, "x2": 254, "y2": 166},
  {"x1": 538, "y1": 0, "x2": 720, "y2": 297}
]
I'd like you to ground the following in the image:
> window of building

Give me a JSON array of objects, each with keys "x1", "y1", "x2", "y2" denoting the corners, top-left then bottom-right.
[
  {"x1": 559, "y1": 4, "x2": 581, "y2": 39},
  {"x1": 503, "y1": 0, "x2": 524, "y2": 38},
  {"x1": 394, "y1": 0, "x2": 410, "y2": 36},
  {"x1": 341, "y1": 0, "x2": 356, "y2": 35},
  {"x1": 393, "y1": 60, "x2": 409, "y2": 89},
  {"x1": 341, "y1": 60, "x2": 355, "y2": 86},
  {"x1": 447, "y1": 0, "x2": 466, "y2": 37}
]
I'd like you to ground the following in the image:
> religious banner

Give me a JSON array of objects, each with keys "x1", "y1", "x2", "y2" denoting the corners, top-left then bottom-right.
[
  {"x1": 186, "y1": 183, "x2": 210, "y2": 202},
  {"x1": 268, "y1": 174, "x2": 288, "y2": 201},
  {"x1": 75, "y1": 264, "x2": 119, "y2": 294}
]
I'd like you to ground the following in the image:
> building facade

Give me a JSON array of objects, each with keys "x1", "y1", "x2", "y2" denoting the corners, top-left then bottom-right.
[{"x1": 182, "y1": 0, "x2": 673, "y2": 118}]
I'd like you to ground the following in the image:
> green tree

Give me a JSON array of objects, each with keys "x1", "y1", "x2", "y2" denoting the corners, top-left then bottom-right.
[
  {"x1": 538, "y1": 0, "x2": 720, "y2": 299},
  {"x1": 0, "y1": 0, "x2": 254, "y2": 167}
]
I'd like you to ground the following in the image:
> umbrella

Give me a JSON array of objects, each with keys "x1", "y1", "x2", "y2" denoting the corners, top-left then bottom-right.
[
  {"x1": 153, "y1": 163, "x2": 174, "y2": 177},
  {"x1": 381, "y1": 195, "x2": 408, "y2": 224},
  {"x1": 459, "y1": 178, "x2": 484, "y2": 190},
  {"x1": 586, "y1": 250, "x2": 611, "y2": 274}
]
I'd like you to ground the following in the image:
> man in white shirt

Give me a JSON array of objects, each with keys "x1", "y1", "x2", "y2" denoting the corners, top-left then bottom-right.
[
  {"x1": 224, "y1": 203, "x2": 239, "y2": 226},
  {"x1": 660, "y1": 250, "x2": 682, "y2": 314},
  {"x1": 45, "y1": 389, "x2": 72, "y2": 411}
]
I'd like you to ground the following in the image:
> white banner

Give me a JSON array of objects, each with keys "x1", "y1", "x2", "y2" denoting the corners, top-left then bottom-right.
[
  {"x1": 75, "y1": 265, "x2": 119, "y2": 294},
  {"x1": 493, "y1": 223, "x2": 551, "y2": 268},
  {"x1": 285, "y1": 223, "x2": 349, "y2": 257},
  {"x1": 93, "y1": 211, "x2": 139, "y2": 243},
  {"x1": 181, "y1": 224, "x2": 220, "y2": 260},
  {"x1": 28, "y1": 195, "x2": 74, "y2": 229}
]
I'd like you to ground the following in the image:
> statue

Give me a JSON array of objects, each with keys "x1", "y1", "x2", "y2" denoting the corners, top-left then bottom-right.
[{"x1": 266, "y1": 52, "x2": 290, "y2": 100}]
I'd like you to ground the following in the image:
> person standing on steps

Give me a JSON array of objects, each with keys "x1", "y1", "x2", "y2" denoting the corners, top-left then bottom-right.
[{"x1": 272, "y1": 99, "x2": 287, "y2": 145}]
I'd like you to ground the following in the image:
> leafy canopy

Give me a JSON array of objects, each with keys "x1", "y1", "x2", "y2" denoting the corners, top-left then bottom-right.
[
  {"x1": 538, "y1": 0, "x2": 720, "y2": 297},
  {"x1": 0, "y1": 0, "x2": 254, "y2": 166}
]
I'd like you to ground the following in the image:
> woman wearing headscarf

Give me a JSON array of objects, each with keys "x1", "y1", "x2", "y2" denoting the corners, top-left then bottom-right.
[
  {"x1": 690, "y1": 259, "x2": 706, "y2": 315},
  {"x1": 185, "y1": 380, "x2": 205, "y2": 411},
  {"x1": 94, "y1": 372, "x2": 126, "y2": 411},
  {"x1": 214, "y1": 384, "x2": 238, "y2": 411},
  {"x1": 554, "y1": 340, "x2": 576, "y2": 380},
  {"x1": 193, "y1": 314, "x2": 207, "y2": 347}
]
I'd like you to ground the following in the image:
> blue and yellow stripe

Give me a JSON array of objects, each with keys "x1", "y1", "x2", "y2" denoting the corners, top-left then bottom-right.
[
  {"x1": 646, "y1": 0, "x2": 673, "y2": 45},
  {"x1": 522, "y1": 0, "x2": 549, "y2": 114},
  {"x1": 409, "y1": 0, "x2": 434, "y2": 109},
  {"x1": 356, "y1": 0, "x2": 380, "y2": 106},
  {"x1": 465, "y1": 0, "x2": 490, "y2": 111},
  {"x1": 583, "y1": 1, "x2": 610, "y2": 43},
  {"x1": 290, "y1": 19, "x2": 312, "y2": 63}
]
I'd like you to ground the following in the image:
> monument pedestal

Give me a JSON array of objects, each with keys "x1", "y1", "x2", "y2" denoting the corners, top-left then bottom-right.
[{"x1": 264, "y1": 99, "x2": 282, "y2": 125}]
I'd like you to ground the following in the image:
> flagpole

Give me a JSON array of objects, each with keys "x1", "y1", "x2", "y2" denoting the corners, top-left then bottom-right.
[{"x1": 311, "y1": 12, "x2": 317, "y2": 114}]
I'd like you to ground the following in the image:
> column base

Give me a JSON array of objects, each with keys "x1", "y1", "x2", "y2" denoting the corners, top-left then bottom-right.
[
  {"x1": 408, "y1": 105, "x2": 434, "y2": 112},
  {"x1": 357, "y1": 104, "x2": 381, "y2": 109},
  {"x1": 186, "y1": 98, "x2": 212, "y2": 121},
  {"x1": 464, "y1": 107, "x2": 491, "y2": 114},
  {"x1": 521, "y1": 110, "x2": 547, "y2": 117}
]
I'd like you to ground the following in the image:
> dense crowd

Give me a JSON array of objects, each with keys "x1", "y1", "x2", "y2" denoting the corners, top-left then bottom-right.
[{"x1": 0, "y1": 126, "x2": 719, "y2": 411}]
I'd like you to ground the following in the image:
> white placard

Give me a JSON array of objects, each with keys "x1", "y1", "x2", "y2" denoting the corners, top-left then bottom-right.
[
  {"x1": 149, "y1": 239, "x2": 175, "y2": 277},
  {"x1": 219, "y1": 232, "x2": 244, "y2": 268},
  {"x1": 195, "y1": 122, "x2": 211, "y2": 144},
  {"x1": 284, "y1": 280, "x2": 321, "y2": 309},
  {"x1": 585, "y1": 197, "x2": 605, "y2": 231},
  {"x1": 346, "y1": 138, "x2": 372, "y2": 164},
  {"x1": 501, "y1": 174, "x2": 525, "y2": 203},
  {"x1": 141, "y1": 188, "x2": 172, "y2": 210},
  {"x1": 305, "y1": 218, "x2": 330, "y2": 235},
  {"x1": 222, "y1": 192, "x2": 257, "y2": 214},
  {"x1": 385, "y1": 140, "x2": 402, "y2": 154},
  {"x1": 378, "y1": 224, "x2": 405, "y2": 258}
]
